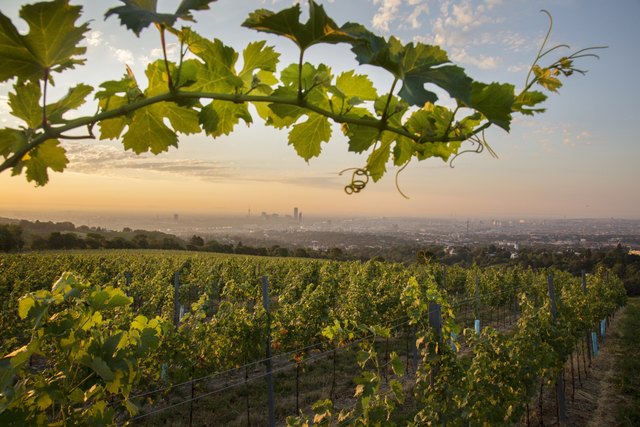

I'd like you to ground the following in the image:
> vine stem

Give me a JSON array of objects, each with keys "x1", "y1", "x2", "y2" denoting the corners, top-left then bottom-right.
[
  {"x1": 380, "y1": 77, "x2": 399, "y2": 126},
  {"x1": 0, "y1": 90, "x2": 493, "y2": 174},
  {"x1": 297, "y1": 49, "x2": 305, "y2": 101},
  {"x1": 42, "y1": 68, "x2": 50, "y2": 129},
  {"x1": 159, "y1": 26, "x2": 175, "y2": 91}
]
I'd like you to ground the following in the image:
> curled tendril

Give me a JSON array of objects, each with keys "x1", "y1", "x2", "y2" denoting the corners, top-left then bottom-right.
[
  {"x1": 339, "y1": 167, "x2": 370, "y2": 195},
  {"x1": 448, "y1": 131, "x2": 497, "y2": 168},
  {"x1": 395, "y1": 161, "x2": 410, "y2": 199}
]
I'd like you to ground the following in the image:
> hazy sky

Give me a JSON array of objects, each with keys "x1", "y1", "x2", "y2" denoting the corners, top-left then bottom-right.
[{"x1": 1, "y1": 0, "x2": 639, "y2": 219}]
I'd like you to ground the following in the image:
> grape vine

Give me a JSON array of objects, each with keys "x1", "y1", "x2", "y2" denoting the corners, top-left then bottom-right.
[{"x1": 0, "y1": 0, "x2": 601, "y2": 192}]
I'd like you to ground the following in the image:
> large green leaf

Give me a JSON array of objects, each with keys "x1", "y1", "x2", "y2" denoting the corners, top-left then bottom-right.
[
  {"x1": 393, "y1": 136, "x2": 414, "y2": 166},
  {"x1": 199, "y1": 101, "x2": 252, "y2": 138},
  {"x1": 288, "y1": 113, "x2": 331, "y2": 160},
  {"x1": 46, "y1": 84, "x2": 93, "y2": 124},
  {"x1": 400, "y1": 43, "x2": 472, "y2": 106},
  {"x1": 343, "y1": 123, "x2": 379, "y2": 153},
  {"x1": 513, "y1": 90, "x2": 547, "y2": 116},
  {"x1": 342, "y1": 25, "x2": 474, "y2": 107},
  {"x1": 366, "y1": 140, "x2": 392, "y2": 181},
  {"x1": 0, "y1": 0, "x2": 88, "y2": 82},
  {"x1": 0, "y1": 0, "x2": 89, "y2": 83},
  {"x1": 0, "y1": 12, "x2": 37, "y2": 82},
  {"x1": 469, "y1": 82, "x2": 515, "y2": 131},
  {"x1": 185, "y1": 35, "x2": 243, "y2": 93},
  {"x1": 332, "y1": 71, "x2": 377, "y2": 107},
  {"x1": 105, "y1": 0, "x2": 217, "y2": 36},
  {"x1": 12, "y1": 139, "x2": 68, "y2": 186},
  {"x1": 0, "y1": 128, "x2": 28, "y2": 158},
  {"x1": 243, "y1": 1, "x2": 357, "y2": 52},
  {"x1": 239, "y1": 41, "x2": 279, "y2": 80},
  {"x1": 8, "y1": 81, "x2": 42, "y2": 129},
  {"x1": 121, "y1": 100, "x2": 200, "y2": 153},
  {"x1": 122, "y1": 106, "x2": 178, "y2": 154}
]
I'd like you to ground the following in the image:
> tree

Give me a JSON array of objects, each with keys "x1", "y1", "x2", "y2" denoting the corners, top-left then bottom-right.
[
  {"x1": 0, "y1": 1, "x2": 601, "y2": 194},
  {"x1": 189, "y1": 235, "x2": 204, "y2": 247},
  {"x1": 0, "y1": 224, "x2": 24, "y2": 252}
]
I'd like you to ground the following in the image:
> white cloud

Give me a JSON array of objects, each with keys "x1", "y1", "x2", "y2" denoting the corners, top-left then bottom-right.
[
  {"x1": 150, "y1": 43, "x2": 179, "y2": 59},
  {"x1": 450, "y1": 48, "x2": 499, "y2": 69},
  {"x1": 407, "y1": 3, "x2": 430, "y2": 29},
  {"x1": 372, "y1": 0, "x2": 402, "y2": 32},
  {"x1": 110, "y1": 47, "x2": 135, "y2": 65},
  {"x1": 85, "y1": 31, "x2": 103, "y2": 47}
]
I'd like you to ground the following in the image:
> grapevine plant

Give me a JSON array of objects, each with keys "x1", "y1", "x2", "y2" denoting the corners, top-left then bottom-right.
[{"x1": 0, "y1": 0, "x2": 600, "y2": 193}]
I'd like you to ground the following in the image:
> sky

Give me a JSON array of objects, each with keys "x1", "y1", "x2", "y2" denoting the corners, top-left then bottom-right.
[{"x1": 0, "y1": 0, "x2": 639, "y2": 220}]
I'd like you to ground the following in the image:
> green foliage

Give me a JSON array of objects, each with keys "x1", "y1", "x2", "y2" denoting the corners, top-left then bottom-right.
[
  {"x1": 0, "y1": 251, "x2": 628, "y2": 425},
  {"x1": 0, "y1": 0, "x2": 600, "y2": 190},
  {"x1": 0, "y1": 0, "x2": 88, "y2": 83},
  {"x1": 0, "y1": 273, "x2": 167, "y2": 425}
]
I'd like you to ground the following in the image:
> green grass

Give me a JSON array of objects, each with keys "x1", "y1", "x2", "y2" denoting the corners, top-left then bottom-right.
[{"x1": 615, "y1": 297, "x2": 640, "y2": 426}]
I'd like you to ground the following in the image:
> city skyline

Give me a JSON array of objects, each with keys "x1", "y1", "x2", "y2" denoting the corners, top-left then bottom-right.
[{"x1": 1, "y1": 0, "x2": 639, "y2": 219}]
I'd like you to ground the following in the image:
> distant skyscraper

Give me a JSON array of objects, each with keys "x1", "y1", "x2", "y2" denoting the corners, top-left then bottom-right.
[
  {"x1": 294, "y1": 207, "x2": 299, "y2": 221},
  {"x1": 298, "y1": 212, "x2": 302, "y2": 223},
  {"x1": 173, "y1": 214, "x2": 179, "y2": 222}
]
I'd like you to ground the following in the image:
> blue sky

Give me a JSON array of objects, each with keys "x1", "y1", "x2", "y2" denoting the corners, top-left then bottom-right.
[{"x1": 0, "y1": 0, "x2": 639, "y2": 219}]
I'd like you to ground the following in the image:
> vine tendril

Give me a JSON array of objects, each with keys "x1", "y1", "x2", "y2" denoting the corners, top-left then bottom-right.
[{"x1": 339, "y1": 167, "x2": 370, "y2": 195}]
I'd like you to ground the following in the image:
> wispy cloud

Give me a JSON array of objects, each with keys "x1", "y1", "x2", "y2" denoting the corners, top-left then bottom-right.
[{"x1": 62, "y1": 142, "x2": 232, "y2": 180}]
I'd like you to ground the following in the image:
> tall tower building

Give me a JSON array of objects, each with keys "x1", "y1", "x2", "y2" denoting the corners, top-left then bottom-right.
[{"x1": 294, "y1": 207, "x2": 299, "y2": 221}]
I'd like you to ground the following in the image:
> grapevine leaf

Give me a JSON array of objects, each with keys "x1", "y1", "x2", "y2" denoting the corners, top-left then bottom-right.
[
  {"x1": 280, "y1": 62, "x2": 318, "y2": 90},
  {"x1": 417, "y1": 141, "x2": 461, "y2": 161},
  {"x1": 0, "y1": 128, "x2": 28, "y2": 158},
  {"x1": 174, "y1": 0, "x2": 218, "y2": 21},
  {"x1": 343, "y1": 25, "x2": 473, "y2": 106},
  {"x1": 343, "y1": 123, "x2": 379, "y2": 153},
  {"x1": 469, "y1": 82, "x2": 515, "y2": 131},
  {"x1": 240, "y1": 41, "x2": 279, "y2": 79},
  {"x1": 390, "y1": 353, "x2": 405, "y2": 376},
  {"x1": 367, "y1": 139, "x2": 392, "y2": 181},
  {"x1": 8, "y1": 81, "x2": 42, "y2": 129},
  {"x1": 390, "y1": 379, "x2": 404, "y2": 403},
  {"x1": 513, "y1": 90, "x2": 548, "y2": 116},
  {"x1": 288, "y1": 113, "x2": 331, "y2": 160},
  {"x1": 0, "y1": 0, "x2": 88, "y2": 82},
  {"x1": 406, "y1": 104, "x2": 453, "y2": 138},
  {"x1": 0, "y1": 12, "x2": 36, "y2": 82},
  {"x1": 242, "y1": 1, "x2": 357, "y2": 52},
  {"x1": 532, "y1": 65, "x2": 562, "y2": 92},
  {"x1": 122, "y1": 106, "x2": 178, "y2": 154},
  {"x1": 200, "y1": 101, "x2": 252, "y2": 138},
  {"x1": 186, "y1": 36, "x2": 242, "y2": 92},
  {"x1": 47, "y1": 84, "x2": 93, "y2": 124},
  {"x1": 18, "y1": 296, "x2": 36, "y2": 320},
  {"x1": 14, "y1": 139, "x2": 68, "y2": 186},
  {"x1": 374, "y1": 95, "x2": 408, "y2": 126},
  {"x1": 341, "y1": 24, "x2": 404, "y2": 76},
  {"x1": 90, "y1": 357, "x2": 115, "y2": 381},
  {"x1": 393, "y1": 136, "x2": 414, "y2": 166},
  {"x1": 266, "y1": 87, "x2": 305, "y2": 128},
  {"x1": 98, "y1": 96, "x2": 128, "y2": 140},
  {"x1": 105, "y1": 0, "x2": 217, "y2": 36},
  {"x1": 398, "y1": 44, "x2": 473, "y2": 106},
  {"x1": 163, "y1": 103, "x2": 200, "y2": 135},
  {"x1": 333, "y1": 70, "x2": 377, "y2": 104}
]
